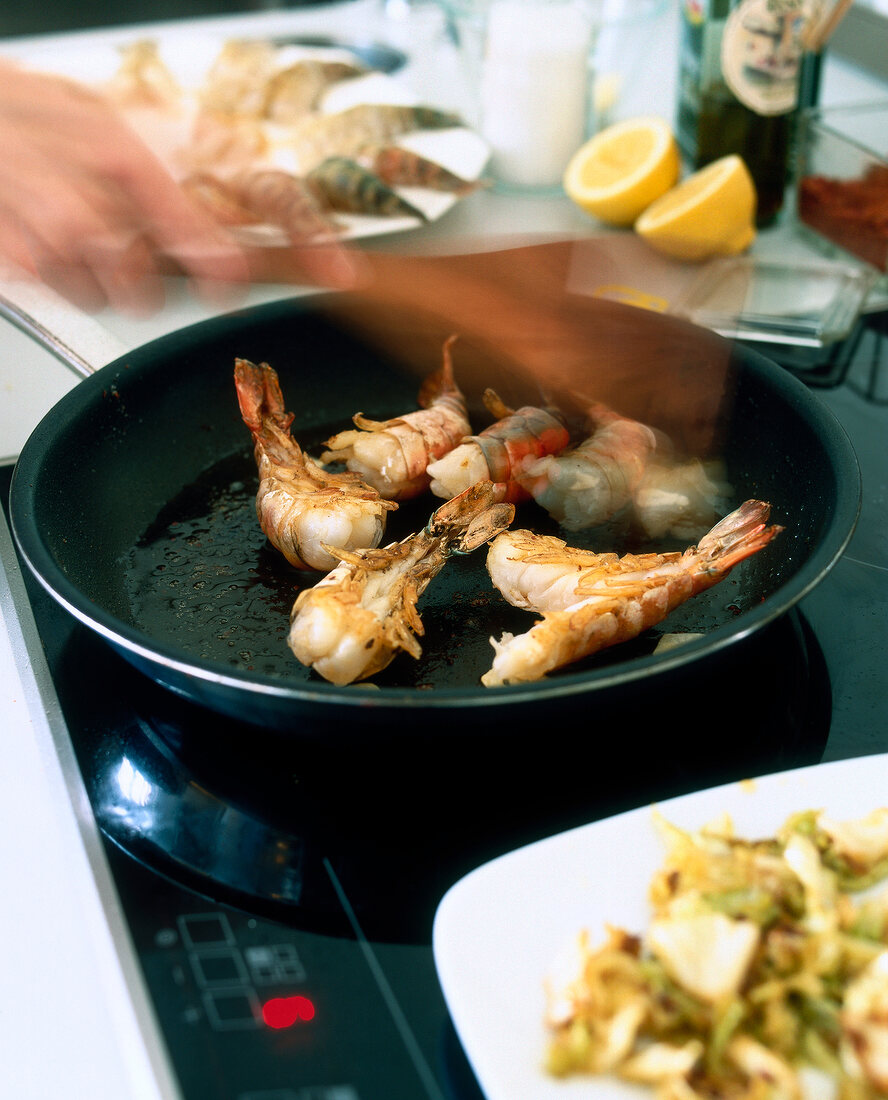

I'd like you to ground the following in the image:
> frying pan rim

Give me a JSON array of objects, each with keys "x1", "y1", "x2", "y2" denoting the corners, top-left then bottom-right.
[{"x1": 8, "y1": 303, "x2": 862, "y2": 711}]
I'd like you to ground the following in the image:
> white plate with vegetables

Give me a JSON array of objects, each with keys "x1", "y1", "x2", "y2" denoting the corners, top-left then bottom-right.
[{"x1": 433, "y1": 752, "x2": 888, "y2": 1100}]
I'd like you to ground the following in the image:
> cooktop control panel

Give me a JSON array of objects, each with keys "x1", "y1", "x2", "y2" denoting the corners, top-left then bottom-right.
[{"x1": 105, "y1": 842, "x2": 471, "y2": 1100}]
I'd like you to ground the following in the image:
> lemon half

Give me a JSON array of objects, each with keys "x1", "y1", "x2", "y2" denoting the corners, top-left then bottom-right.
[
  {"x1": 635, "y1": 154, "x2": 757, "y2": 262},
  {"x1": 563, "y1": 116, "x2": 681, "y2": 227}
]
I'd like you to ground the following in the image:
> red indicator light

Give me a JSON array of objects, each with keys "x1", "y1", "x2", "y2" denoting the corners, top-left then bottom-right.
[{"x1": 262, "y1": 995, "x2": 316, "y2": 1029}]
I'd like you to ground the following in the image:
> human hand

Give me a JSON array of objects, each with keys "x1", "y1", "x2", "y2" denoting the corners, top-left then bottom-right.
[{"x1": 0, "y1": 61, "x2": 356, "y2": 315}]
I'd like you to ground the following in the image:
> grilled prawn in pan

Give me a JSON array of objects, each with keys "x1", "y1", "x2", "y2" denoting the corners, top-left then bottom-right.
[{"x1": 6, "y1": 247, "x2": 860, "y2": 733}]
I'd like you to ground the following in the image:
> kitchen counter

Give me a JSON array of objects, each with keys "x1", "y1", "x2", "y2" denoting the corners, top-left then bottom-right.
[{"x1": 1, "y1": 4, "x2": 887, "y2": 1098}]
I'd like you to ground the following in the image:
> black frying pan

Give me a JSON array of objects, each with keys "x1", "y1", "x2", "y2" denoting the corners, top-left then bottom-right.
[{"x1": 7, "y1": 268, "x2": 860, "y2": 734}]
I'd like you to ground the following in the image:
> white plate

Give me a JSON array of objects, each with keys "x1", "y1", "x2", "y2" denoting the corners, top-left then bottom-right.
[
  {"x1": 9, "y1": 33, "x2": 489, "y2": 244},
  {"x1": 433, "y1": 752, "x2": 888, "y2": 1100}
]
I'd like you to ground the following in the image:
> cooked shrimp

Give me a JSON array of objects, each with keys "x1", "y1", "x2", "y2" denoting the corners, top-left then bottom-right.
[
  {"x1": 632, "y1": 457, "x2": 733, "y2": 541},
  {"x1": 288, "y1": 482, "x2": 514, "y2": 684},
  {"x1": 426, "y1": 389, "x2": 570, "y2": 502},
  {"x1": 234, "y1": 358, "x2": 396, "y2": 572},
  {"x1": 518, "y1": 401, "x2": 658, "y2": 531},
  {"x1": 482, "y1": 499, "x2": 782, "y2": 685},
  {"x1": 320, "y1": 335, "x2": 471, "y2": 500}
]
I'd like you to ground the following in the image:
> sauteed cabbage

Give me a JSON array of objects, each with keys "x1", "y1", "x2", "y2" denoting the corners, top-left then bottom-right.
[{"x1": 544, "y1": 805, "x2": 888, "y2": 1099}]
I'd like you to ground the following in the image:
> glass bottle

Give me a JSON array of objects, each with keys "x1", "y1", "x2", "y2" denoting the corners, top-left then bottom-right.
[{"x1": 675, "y1": 0, "x2": 809, "y2": 226}]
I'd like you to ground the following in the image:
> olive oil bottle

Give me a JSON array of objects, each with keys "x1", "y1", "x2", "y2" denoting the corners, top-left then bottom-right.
[{"x1": 675, "y1": 0, "x2": 809, "y2": 226}]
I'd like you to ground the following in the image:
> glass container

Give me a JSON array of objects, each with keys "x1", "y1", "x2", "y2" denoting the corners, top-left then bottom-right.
[{"x1": 794, "y1": 100, "x2": 888, "y2": 275}]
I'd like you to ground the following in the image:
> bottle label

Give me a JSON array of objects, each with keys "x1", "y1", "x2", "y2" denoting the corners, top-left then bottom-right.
[{"x1": 721, "y1": 0, "x2": 807, "y2": 116}]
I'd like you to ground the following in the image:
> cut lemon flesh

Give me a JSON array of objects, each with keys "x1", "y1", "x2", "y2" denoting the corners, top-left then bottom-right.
[
  {"x1": 635, "y1": 154, "x2": 757, "y2": 262},
  {"x1": 563, "y1": 116, "x2": 681, "y2": 227}
]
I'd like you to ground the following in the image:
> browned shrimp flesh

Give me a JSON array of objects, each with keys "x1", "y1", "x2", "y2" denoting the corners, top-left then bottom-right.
[{"x1": 234, "y1": 358, "x2": 395, "y2": 572}]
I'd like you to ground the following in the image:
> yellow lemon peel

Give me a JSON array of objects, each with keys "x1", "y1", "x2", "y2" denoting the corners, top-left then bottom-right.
[
  {"x1": 563, "y1": 116, "x2": 681, "y2": 227},
  {"x1": 634, "y1": 154, "x2": 757, "y2": 262}
]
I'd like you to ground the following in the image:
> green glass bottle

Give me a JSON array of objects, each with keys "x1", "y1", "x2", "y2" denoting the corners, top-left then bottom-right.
[{"x1": 675, "y1": 0, "x2": 808, "y2": 226}]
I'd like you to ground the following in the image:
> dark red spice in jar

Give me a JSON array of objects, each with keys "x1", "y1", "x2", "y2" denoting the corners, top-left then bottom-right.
[{"x1": 797, "y1": 164, "x2": 888, "y2": 272}]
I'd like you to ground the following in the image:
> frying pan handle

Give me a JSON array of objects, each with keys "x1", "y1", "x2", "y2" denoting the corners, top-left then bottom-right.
[{"x1": 0, "y1": 276, "x2": 129, "y2": 379}]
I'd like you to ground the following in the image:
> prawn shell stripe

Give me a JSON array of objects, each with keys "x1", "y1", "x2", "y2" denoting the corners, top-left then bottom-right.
[
  {"x1": 233, "y1": 169, "x2": 339, "y2": 240},
  {"x1": 385, "y1": 413, "x2": 464, "y2": 480},
  {"x1": 475, "y1": 407, "x2": 570, "y2": 499},
  {"x1": 308, "y1": 157, "x2": 428, "y2": 221},
  {"x1": 359, "y1": 144, "x2": 484, "y2": 195},
  {"x1": 321, "y1": 340, "x2": 472, "y2": 500}
]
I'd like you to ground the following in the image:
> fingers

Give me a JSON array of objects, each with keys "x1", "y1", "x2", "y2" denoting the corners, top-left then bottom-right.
[
  {"x1": 1, "y1": 200, "x2": 113, "y2": 314},
  {"x1": 0, "y1": 68, "x2": 247, "y2": 314},
  {"x1": 91, "y1": 106, "x2": 361, "y2": 296},
  {"x1": 0, "y1": 61, "x2": 360, "y2": 316},
  {"x1": 81, "y1": 232, "x2": 167, "y2": 317},
  {"x1": 287, "y1": 241, "x2": 362, "y2": 291},
  {"x1": 0, "y1": 165, "x2": 166, "y2": 315},
  {"x1": 120, "y1": 160, "x2": 252, "y2": 292}
]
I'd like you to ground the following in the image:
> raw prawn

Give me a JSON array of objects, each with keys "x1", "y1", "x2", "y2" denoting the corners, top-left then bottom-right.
[
  {"x1": 290, "y1": 103, "x2": 464, "y2": 171},
  {"x1": 186, "y1": 169, "x2": 340, "y2": 240},
  {"x1": 199, "y1": 39, "x2": 279, "y2": 116},
  {"x1": 228, "y1": 169, "x2": 340, "y2": 239},
  {"x1": 234, "y1": 358, "x2": 396, "y2": 572},
  {"x1": 306, "y1": 156, "x2": 428, "y2": 221},
  {"x1": 320, "y1": 334, "x2": 472, "y2": 499},
  {"x1": 179, "y1": 109, "x2": 270, "y2": 175},
  {"x1": 104, "y1": 39, "x2": 182, "y2": 111},
  {"x1": 288, "y1": 482, "x2": 514, "y2": 685},
  {"x1": 518, "y1": 401, "x2": 658, "y2": 531},
  {"x1": 355, "y1": 144, "x2": 486, "y2": 195},
  {"x1": 426, "y1": 389, "x2": 570, "y2": 502},
  {"x1": 481, "y1": 499, "x2": 782, "y2": 686},
  {"x1": 181, "y1": 173, "x2": 261, "y2": 227},
  {"x1": 263, "y1": 59, "x2": 366, "y2": 123}
]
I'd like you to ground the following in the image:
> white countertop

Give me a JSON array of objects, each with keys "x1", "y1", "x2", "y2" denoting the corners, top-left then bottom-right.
[{"x1": 1, "y1": 4, "x2": 886, "y2": 1097}]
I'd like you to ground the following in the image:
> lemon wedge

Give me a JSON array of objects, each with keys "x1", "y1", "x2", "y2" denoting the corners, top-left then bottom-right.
[
  {"x1": 634, "y1": 154, "x2": 757, "y2": 262},
  {"x1": 563, "y1": 116, "x2": 681, "y2": 227}
]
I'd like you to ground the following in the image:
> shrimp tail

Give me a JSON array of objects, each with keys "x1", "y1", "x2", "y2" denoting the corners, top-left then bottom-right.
[
  {"x1": 694, "y1": 499, "x2": 784, "y2": 579},
  {"x1": 417, "y1": 332, "x2": 460, "y2": 408},
  {"x1": 234, "y1": 357, "x2": 294, "y2": 439},
  {"x1": 426, "y1": 480, "x2": 516, "y2": 552}
]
